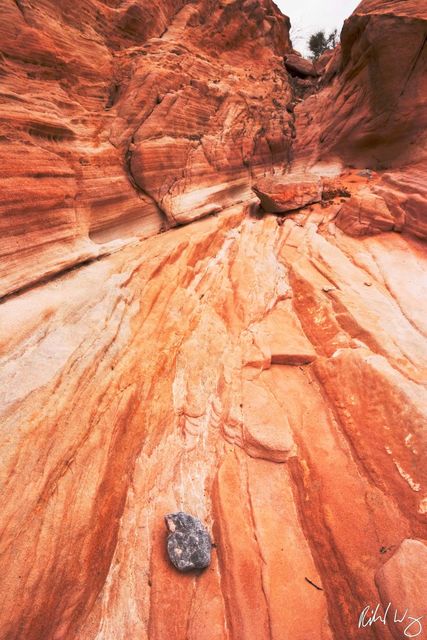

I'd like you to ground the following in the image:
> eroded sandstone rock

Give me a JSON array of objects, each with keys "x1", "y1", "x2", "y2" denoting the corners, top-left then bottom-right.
[
  {"x1": 0, "y1": 0, "x2": 426, "y2": 639},
  {"x1": 250, "y1": 303, "x2": 317, "y2": 366},
  {"x1": 292, "y1": 0, "x2": 427, "y2": 171},
  {"x1": 284, "y1": 53, "x2": 318, "y2": 78},
  {"x1": 373, "y1": 166, "x2": 427, "y2": 240},
  {"x1": 335, "y1": 189, "x2": 396, "y2": 236},
  {"x1": 252, "y1": 174, "x2": 323, "y2": 213},
  {"x1": 1, "y1": 199, "x2": 426, "y2": 640},
  {"x1": 0, "y1": 0, "x2": 293, "y2": 298}
]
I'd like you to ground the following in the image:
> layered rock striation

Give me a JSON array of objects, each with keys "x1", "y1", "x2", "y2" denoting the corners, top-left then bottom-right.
[
  {"x1": 0, "y1": 1, "x2": 426, "y2": 640},
  {"x1": 0, "y1": 0, "x2": 293, "y2": 298},
  {"x1": 1, "y1": 201, "x2": 426, "y2": 640}
]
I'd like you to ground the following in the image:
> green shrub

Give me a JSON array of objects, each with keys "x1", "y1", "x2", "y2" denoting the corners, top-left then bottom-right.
[{"x1": 308, "y1": 29, "x2": 338, "y2": 59}]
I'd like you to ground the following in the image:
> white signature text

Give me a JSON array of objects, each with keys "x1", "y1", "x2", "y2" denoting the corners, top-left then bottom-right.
[{"x1": 358, "y1": 603, "x2": 424, "y2": 638}]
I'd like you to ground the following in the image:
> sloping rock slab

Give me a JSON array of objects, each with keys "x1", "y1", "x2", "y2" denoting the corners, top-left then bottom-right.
[
  {"x1": 251, "y1": 304, "x2": 317, "y2": 366},
  {"x1": 242, "y1": 380, "x2": 296, "y2": 463}
]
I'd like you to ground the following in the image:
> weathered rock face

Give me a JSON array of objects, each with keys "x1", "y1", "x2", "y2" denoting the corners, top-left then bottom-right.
[
  {"x1": 0, "y1": 0, "x2": 292, "y2": 299},
  {"x1": 373, "y1": 166, "x2": 427, "y2": 240},
  {"x1": 335, "y1": 188, "x2": 396, "y2": 236},
  {"x1": 0, "y1": 1, "x2": 426, "y2": 640},
  {"x1": 1, "y1": 201, "x2": 426, "y2": 640},
  {"x1": 291, "y1": 0, "x2": 427, "y2": 241},
  {"x1": 293, "y1": 0, "x2": 427, "y2": 170}
]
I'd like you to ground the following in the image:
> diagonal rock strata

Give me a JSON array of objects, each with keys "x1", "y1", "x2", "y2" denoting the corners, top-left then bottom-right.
[{"x1": 0, "y1": 1, "x2": 426, "y2": 639}]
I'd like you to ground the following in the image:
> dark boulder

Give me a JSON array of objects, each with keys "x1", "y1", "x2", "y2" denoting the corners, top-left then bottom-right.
[{"x1": 165, "y1": 512, "x2": 212, "y2": 572}]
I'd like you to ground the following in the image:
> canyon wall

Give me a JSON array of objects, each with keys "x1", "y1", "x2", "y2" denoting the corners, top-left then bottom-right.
[
  {"x1": 0, "y1": 0, "x2": 292, "y2": 298},
  {"x1": 293, "y1": 0, "x2": 427, "y2": 169},
  {"x1": 0, "y1": 1, "x2": 426, "y2": 639}
]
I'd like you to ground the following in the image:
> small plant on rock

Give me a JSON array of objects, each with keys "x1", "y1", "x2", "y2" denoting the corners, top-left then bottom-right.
[{"x1": 308, "y1": 29, "x2": 338, "y2": 59}]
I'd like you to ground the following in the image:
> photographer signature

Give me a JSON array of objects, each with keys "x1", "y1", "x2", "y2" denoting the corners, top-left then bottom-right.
[{"x1": 358, "y1": 603, "x2": 424, "y2": 638}]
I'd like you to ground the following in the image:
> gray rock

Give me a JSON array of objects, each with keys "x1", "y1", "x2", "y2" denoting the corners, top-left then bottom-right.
[
  {"x1": 357, "y1": 169, "x2": 373, "y2": 179},
  {"x1": 165, "y1": 512, "x2": 212, "y2": 572}
]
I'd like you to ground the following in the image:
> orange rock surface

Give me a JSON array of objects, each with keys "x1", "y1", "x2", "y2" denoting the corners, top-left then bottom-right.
[
  {"x1": 253, "y1": 173, "x2": 322, "y2": 212},
  {"x1": 0, "y1": 0, "x2": 292, "y2": 299},
  {"x1": 0, "y1": 1, "x2": 426, "y2": 639},
  {"x1": 293, "y1": 0, "x2": 427, "y2": 171}
]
